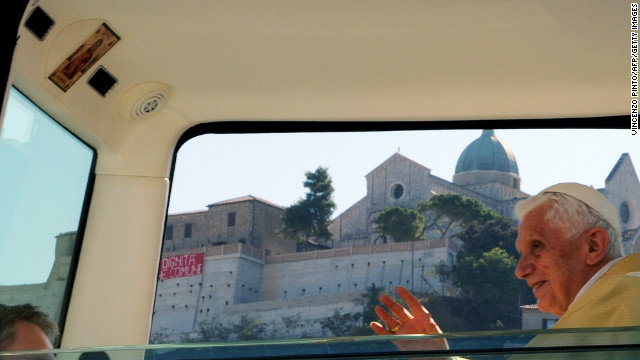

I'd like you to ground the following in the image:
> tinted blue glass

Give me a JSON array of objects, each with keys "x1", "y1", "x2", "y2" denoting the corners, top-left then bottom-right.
[{"x1": 0, "y1": 87, "x2": 94, "y2": 322}]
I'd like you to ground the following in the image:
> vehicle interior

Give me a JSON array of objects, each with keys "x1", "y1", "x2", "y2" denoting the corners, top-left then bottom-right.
[{"x1": 1, "y1": 0, "x2": 638, "y2": 359}]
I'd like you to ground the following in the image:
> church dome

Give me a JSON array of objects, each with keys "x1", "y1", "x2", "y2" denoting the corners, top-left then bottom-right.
[{"x1": 455, "y1": 130, "x2": 519, "y2": 175}]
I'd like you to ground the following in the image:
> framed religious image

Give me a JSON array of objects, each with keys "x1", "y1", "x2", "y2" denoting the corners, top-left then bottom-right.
[{"x1": 49, "y1": 23, "x2": 120, "y2": 92}]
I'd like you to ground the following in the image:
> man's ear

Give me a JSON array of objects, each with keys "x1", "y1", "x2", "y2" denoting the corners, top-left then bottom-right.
[{"x1": 584, "y1": 227, "x2": 609, "y2": 265}]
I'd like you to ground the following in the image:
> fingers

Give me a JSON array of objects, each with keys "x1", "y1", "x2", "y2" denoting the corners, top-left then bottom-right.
[
  {"x1": 370, "y1": 286, "x2": 444, "y2": 336},
  {"x1": 379, "y1": 293, "x2": 413, "y2": 323},
  {"x1": 396, "y1": 286, "x2": 428, "y2": 318},
  {"x1": 374, "y1": 305, "x2": 401, "y2": 329},
  {"x1": 396, "y1": 286, "x2": 421, "y2": 310},
  {"x1": 396, "y1": 286, "x2": 443, "y2": 334},
  {"x1": 370, "y1": 321, "x2": 391, "y2": 335}
]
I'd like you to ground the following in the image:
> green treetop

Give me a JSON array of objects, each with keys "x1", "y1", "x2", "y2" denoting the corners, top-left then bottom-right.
[{"x1": 279, "y1": 166, "x2": 336, "y2": 250}]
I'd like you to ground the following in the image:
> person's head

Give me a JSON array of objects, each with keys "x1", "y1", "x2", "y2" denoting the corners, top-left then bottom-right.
[
  {"x1": 0, "y1": 304, "x2": 58, "y2": 351},
  {"x1": 514, "y1": 183, "x2": 623, "y2": 316}
]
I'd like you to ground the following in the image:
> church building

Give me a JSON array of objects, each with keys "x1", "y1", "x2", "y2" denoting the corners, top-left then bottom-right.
[
  {"x1": 328, "y1": 129, "x2": 640, "y2": 254},
  {"x1": 329, "y1": 130, "x2": 527, "y2": 248}
]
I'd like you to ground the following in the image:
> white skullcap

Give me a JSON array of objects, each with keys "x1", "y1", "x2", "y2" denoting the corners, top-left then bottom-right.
[{"x1": 538, "y1": 182, "x2": 621, "y2": 235}]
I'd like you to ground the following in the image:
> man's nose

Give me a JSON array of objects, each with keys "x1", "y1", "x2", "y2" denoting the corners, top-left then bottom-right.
[{"x1": 515, "y1": 255, "x2": 533, "y2": 279}]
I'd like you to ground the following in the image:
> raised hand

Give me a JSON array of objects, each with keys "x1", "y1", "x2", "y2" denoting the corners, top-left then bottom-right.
[{"x1": 370, "y1": 286, "x2": 449, "y2": 351}]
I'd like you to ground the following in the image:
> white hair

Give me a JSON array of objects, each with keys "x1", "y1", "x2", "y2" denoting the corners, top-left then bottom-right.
[{"x1": 516, "y1": 192, "x2": 623, "y2": 259}]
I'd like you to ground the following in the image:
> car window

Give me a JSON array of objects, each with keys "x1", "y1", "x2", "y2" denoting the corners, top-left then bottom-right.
[
  {"x1": 150, "y1": 124, "x2": 639, "y2": 343},
  {"x1": 0, "y1": 87, "x2": 95, "y2": 332}
]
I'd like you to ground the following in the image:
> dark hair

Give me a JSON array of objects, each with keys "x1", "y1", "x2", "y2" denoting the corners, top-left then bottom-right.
[
  {"x1": 79, "y1": 351, "x2": 110, "y2": 360},
  {"x1": 0, "y1": 304, "x2": 59, "y2": 350}
]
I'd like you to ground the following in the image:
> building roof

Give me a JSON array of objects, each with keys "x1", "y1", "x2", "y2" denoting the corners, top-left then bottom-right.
[
  {"x1": 365, "y1": 152, "x2": 430, "y2": 178},
  {"x1": 207, "y1": 195, "x2": 284, "y2": 209},
  {"x1": 455, "y1": 130, "x2": 519, "y2": 175},
  {"x1": 605, "y1": 153, "x2": 630, "y2": 182}
]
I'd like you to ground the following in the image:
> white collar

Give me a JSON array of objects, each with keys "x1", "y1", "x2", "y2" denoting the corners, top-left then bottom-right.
[{"x1": 571, "y1": 257, "x2": 623, "y2": 304}]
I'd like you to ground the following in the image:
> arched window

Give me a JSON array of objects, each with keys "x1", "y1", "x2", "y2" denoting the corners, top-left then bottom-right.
[
  {"x1": 620, "y1": 202, "x2": 630, "y2": 224},
  {"x1": 391, "y1": 183, "x2": 404, "y2": 199}
]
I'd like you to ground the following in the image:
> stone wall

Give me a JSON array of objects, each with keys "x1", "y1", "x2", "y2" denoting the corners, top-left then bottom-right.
[
  {"x1": 252, "y1": 200, "x2": 296, "y2": 255},
  {"x1": 453, "y1": 170, "x2": 521, "y2": 193},
  {"x1": 223, "y1": 291, "x2": 363, "y2": 339},
  {"x1": 328, "y1": 153, "x2": 528, "y2": 248},
  {"x1": 328, "y1": 197, "x2": 369, "y2": 246},
  {"x1": 261, "y1": 241, "x2": 448, "y2": 301},
  {"x1": 365, "y1": 153, "x2": 431, "y2": 212},
  {"x1": 163, "y1": 196, "x2": 293, "y2": 255},
  {"x1": 604, "y1": 153, "x2": 640, "y2": 232},
  {"x1": 0, "y1": 281, "x2": 67, "y2": 322},
  {"x1": 151, "y1": 240, "x2": 450, "y2": 337},
  {"x1": 0, "y1": 232, "x2": 76, "y2": 324},
  {"x1": 429, "y1": 176, "x2": 521, "y2": 219}
]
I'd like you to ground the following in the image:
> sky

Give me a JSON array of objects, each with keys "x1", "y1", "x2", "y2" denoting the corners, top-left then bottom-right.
[
  {"x1": 1, "y1": 89, "x2": 94, "y2": 285},
  {"x1": 167, "y1": 128, "x2": 639, "y2": 218}
]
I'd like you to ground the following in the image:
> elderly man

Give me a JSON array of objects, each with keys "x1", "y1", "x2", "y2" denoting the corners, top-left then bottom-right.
[
  {"x1": 0, "y1": 304, "x2": 58, "y2": 351},
  {"x1": 371, "y1": 183, "x2": 640, "y2": 349}
]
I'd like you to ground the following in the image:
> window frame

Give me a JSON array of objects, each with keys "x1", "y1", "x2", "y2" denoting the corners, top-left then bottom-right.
[
  {"x1": 155, "y1": 116, "x2": 630, "y2": 345},
  {"x1": 1, "y1": 86, "x2": 97, "y2": 343}
]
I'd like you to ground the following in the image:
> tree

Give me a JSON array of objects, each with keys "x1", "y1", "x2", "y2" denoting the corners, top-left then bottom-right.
[
  {"x1": 359, "y1": 283, "x2": 384, "y2": 325},
  {"x1": 434, "y1": 260, "x2": 452, "y2": 296},
  {"x1": 351, "y1": 283, "x2": 383, "y2": 335},
  {"x1": 451, "y1": 216, "x2": 533, "y2": 330},
  {"x1": 183, "y1": 316, "x2": 268, "y2": 342},
  {"x1": 149, "y1": 327, "x2": 172, "y2": 344},
  {"x1": 374, "y1": 206, "x2": 425, "y2": 242},
  {"x1": 417, "y1": 194, "x2": 499, "y2": 239},
  {"x1": 457, "y1": 217, "x2": 520, "y2": 258},
  {"x1": 231, "y1": 315, "x2": 267, "y2": 340},
  {"x1": 279, "y1": 166, "x2": 336, "y2": 251},
  {"x1": 281, "y1": 313, "x2": 303, "y2": 338},
  {"x1": 320, "y1": 309, "x2": 362, "y2": 337},
  {"x1": 183, "y1": 319, "x2": 230, "y2": 342},
  {"x1": 454, "y1": 248, "x2": 523, "y2": 329}
]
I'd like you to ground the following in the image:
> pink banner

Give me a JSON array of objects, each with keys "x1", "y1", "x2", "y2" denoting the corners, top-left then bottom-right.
[{"x1": 159, "y1": 253, "x2": 204, "y2": 280}]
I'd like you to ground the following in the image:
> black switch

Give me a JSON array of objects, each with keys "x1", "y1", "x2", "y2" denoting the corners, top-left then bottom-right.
[
  {"x1": 24, "y1": 6, "x2": 55, "y2": 41},
  {"x1": 87, "y1": 66, "x2": 117, "y2": 97}
]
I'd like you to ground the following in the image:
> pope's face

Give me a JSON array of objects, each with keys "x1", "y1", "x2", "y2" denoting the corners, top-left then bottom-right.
[{"x1": 514, "y1": 204, "x2": 590, "y2": 316}]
